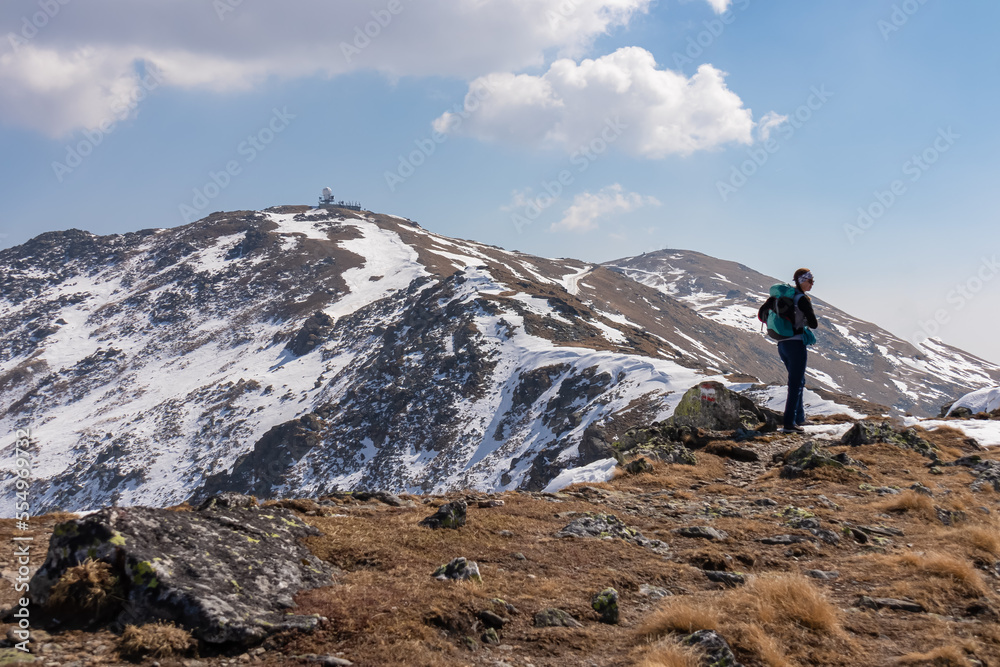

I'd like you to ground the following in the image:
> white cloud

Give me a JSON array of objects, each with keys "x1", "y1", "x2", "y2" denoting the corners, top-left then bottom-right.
[
  {"x1": 436, "y1": 47, "x2": 757, "y2": 158},
  {"x1": 552, "y1": 184, "x2": 659, "y2": 232},
  {"x1": 0, "y1": 0, "x2": 652, "y2": 136},
  {"x1": 703, "y1": 0, "x2": 733, "y2": 13},
  {"x1": 756, "y1": 111, "x2": 788, "y2": 142}
]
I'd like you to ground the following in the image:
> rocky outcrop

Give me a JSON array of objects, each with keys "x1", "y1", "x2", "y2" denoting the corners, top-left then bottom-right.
[
  {"x1": 555, "y1": 513, "x2": 670, "y2": 555},
  {"x1": 778, "y1": 441, "x2": 861, "y2": 479},
  {"x1": 419, "y1": 500, "x2": 467, "y2": 529},
  {"x1": 671, "y1": 381, "x2": 779, "y2": 431},
  {"x1": 840, "y1": 421, "x2": 937, "y2": 459},
  {"x1": 28, "y1": 502, "x2": 334, "y2": 646},
  {"x1": 286, "y1": 311, "x2": 336, "y2": 356},
  {"x1": 614, "y1": 426, "x2": 698, "y2": 465},
  {"x1": 196, "y1": 413, "x2": 326, "y2": 500}
]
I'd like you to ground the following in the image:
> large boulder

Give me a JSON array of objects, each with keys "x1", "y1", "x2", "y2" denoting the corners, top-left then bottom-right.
[
  {"x1": 671, "y1": 382, "x2": 779, "y2": 432},
  {"x1": 27, "y1": 502, "x2": 335, "y2": 646}
]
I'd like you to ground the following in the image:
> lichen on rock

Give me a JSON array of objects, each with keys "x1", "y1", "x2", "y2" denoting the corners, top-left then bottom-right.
[
  {"x1": 28, "y1": 501, "x2": 334, "y2": 646},
  {"x1": 840, "y1": 421, "x2": 937, "y2": 459}
]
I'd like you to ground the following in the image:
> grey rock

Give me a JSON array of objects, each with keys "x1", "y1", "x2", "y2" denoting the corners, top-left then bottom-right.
[
  {"x1": 299, "y1": 655, "x2": 354, "y2": 667},
  {"x1": 431, "y1": 557, "x2": 481, "y2": 582},
  {"x1": 419, "y1": 500, "x2": 467, "y2": 529},
  {"x1": 816, "y1": 495, "x2": 840, "y2": 509},
  {"x1": 624, "y1": 457, "x2": 654, "y2": 475},
  {"x1": 810, "y1": 528, "x2": 841, "y2": 545},
  {"x1": 555, "y1": 513, "x2": 670, "y2": 554},
  {"x1": 638, "y1": 584, "x2": 672, "y2": 599},
  {"x1": 753, "y1": 498, "x2": 778, "y2": 507},
  {"x1": 286, "y1": 311, "x2": 335, "y2": 356},
  {"x1": 946, "y1": 456, "x2": 1000, "y2": 493},
  {"x1": 840, "y1": 421, "x2": 937, "y2": 459},
  {"x1": 674, "y1": 525, "x2": 729, "y2": 541},
  {"x1": 857, "y1": 596, "x2": 925, "y2": 613},
  {"x1": 615, "y1": 426, "x2": 698, "y2": 465},
  {"x1": 853, "y1": 524, "x2": 904, "y2": 537},
  {"x1": 804, "y1": 570, "x2": 840, "y2": 580},
  {"x1": 704, "y1": 570, "x2": 746, "y2": 587},
  {"x1": 197, "y1": 492, "x2": 258, "y2": 511},
  {"x1": 759, "y1": 534, "x2": 814, "y2": 545},
  {"x1": 682, "y1": 629, "x2": 744, "y2": 667},
  {"x1": 787, "y1": 517, "x2": 820, "y2": 531},
  {"x1": 534, "y1": 608, "x2": 582, "y2": 628},
  {"x1": 779, "y1": 441, "x2": 858, "y2": 479},
  {"x1": 670, "y1": 381, "x2": 779, "y2": 432},
  {"x1": 591, "y1": 588, "x2": 620, "y2": 624},
  {"x1": 352, "y1": 490, "x2": 409, "y2": 507},
  {"x1": 935, "y1": 506, "x2": 966, "y2": 526},
  {"x1": 478, "y1": 610, "x2": 506, "y2": 629},
  {"x1": 27, "y1": 505, "x2": 333, "y2": 645}
]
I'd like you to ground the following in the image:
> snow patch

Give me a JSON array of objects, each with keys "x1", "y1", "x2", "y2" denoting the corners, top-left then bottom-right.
[{"x1": 542, "y1": 458, "x2": 618, "y2": 492}]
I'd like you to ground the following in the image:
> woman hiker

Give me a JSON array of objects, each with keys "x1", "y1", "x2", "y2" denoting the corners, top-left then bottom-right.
[{"x1": 777, "y1": 268, "x2": 818, "y2": 434}]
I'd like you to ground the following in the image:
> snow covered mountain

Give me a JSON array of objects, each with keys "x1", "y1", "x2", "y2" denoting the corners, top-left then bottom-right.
[
  {"x1": 2, "y1": 206, "x2": 997, "y2": 513},
  {"x1": 606, "y1": 249, "x2": 1000, "y2": 416}
]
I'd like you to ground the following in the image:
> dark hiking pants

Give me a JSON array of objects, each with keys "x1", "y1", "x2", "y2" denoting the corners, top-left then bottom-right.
[{"x1": 778, "y1": 339, "x2": 807, "y2": 428}]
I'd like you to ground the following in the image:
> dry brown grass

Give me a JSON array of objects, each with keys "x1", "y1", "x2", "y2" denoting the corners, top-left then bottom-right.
[
  {"x1": 879, "y1": 490, "x2": 937, "y2": 520},
  {"x1": 48, "y1": 558, "x2": 120, "y2": 615},
  {"x1": 732, "y1": 623, "x2": 794, "y2": 667},
  {"x1": 118, "y1": 622, "x2": 195, "y2": 660},
  {"x1": 737, "y1": 574, "x2": 842, "y2": 634},
  {"x1": 636, "y1": 641, "x2": 702, "y2": 667},
  {"x1": 955, "y1": 523, "x2": 1000, "y2": 557},
  {"x1": 893, "y1": 644, "x2": 974, "y2": 666},
  {"x1": 895, "y1": 552, "x2": 989, "y2": 598},
  {"x1": 636, "y1": 575, "x2": 842, "y2": 666},
  {"x1": 637, "y1": 598, "x2": 721, "y2": 640},
  {"x1": 913, "y1": 425, "x2": 972, "y2": 457}
]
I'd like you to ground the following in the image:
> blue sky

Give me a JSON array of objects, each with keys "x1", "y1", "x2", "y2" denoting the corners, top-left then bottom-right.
[{"x1": 2, "y1": 0, "x2": 998, "y2": 366}]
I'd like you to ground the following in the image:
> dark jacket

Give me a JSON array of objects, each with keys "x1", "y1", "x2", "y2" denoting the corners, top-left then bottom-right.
[{"x1": 793, "y1": 289, "x2": 819, "y2": 333}]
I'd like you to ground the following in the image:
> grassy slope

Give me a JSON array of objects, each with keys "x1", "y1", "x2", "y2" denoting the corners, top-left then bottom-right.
[{"x1": 2, "y1": 420, "x2": 999, "y2": 666}]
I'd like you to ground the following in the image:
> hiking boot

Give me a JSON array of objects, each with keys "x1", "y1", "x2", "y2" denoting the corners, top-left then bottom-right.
[
  {"x1": 796, "y1": 420, "x2": 815, "y2": 427},
  {"x1": 781, "y1": 425, "x2": 805, "y2": 434}
]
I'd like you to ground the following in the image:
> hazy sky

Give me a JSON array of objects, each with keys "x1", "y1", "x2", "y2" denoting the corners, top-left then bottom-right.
[{"x1": 1, "y1": 0, "x2": 998, "y2": 365}]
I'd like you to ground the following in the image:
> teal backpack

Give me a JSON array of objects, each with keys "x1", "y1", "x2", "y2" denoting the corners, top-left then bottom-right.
[{"x1": 757, "y1": 284, "x2": 816, "y2": 344}]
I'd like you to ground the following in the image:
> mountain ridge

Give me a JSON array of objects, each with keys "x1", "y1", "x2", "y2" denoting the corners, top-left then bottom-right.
[{"x1": 1, "y1": 205, "x2": 997, "y2": 514}]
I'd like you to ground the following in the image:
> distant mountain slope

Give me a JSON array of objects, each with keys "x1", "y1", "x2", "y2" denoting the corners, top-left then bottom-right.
[
  {"x1": 605, "y1": 249, "x2": 1000, "y2": 415},
  {"x1": 0, "y1": 207, "x2": 770, "y2": 513},
  {"x1": 2, "y1": 209, "x2": 996, "y2": 514}
]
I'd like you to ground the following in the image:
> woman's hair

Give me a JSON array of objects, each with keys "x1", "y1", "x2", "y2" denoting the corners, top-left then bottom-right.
[{"x1": 793, "y1": 268, "x2": 812, "y2": 286}]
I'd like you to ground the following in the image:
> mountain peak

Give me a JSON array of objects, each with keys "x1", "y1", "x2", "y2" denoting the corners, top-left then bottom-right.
[{"x1": 1, "y1": 207, "x2": 996, "y2": 513}]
